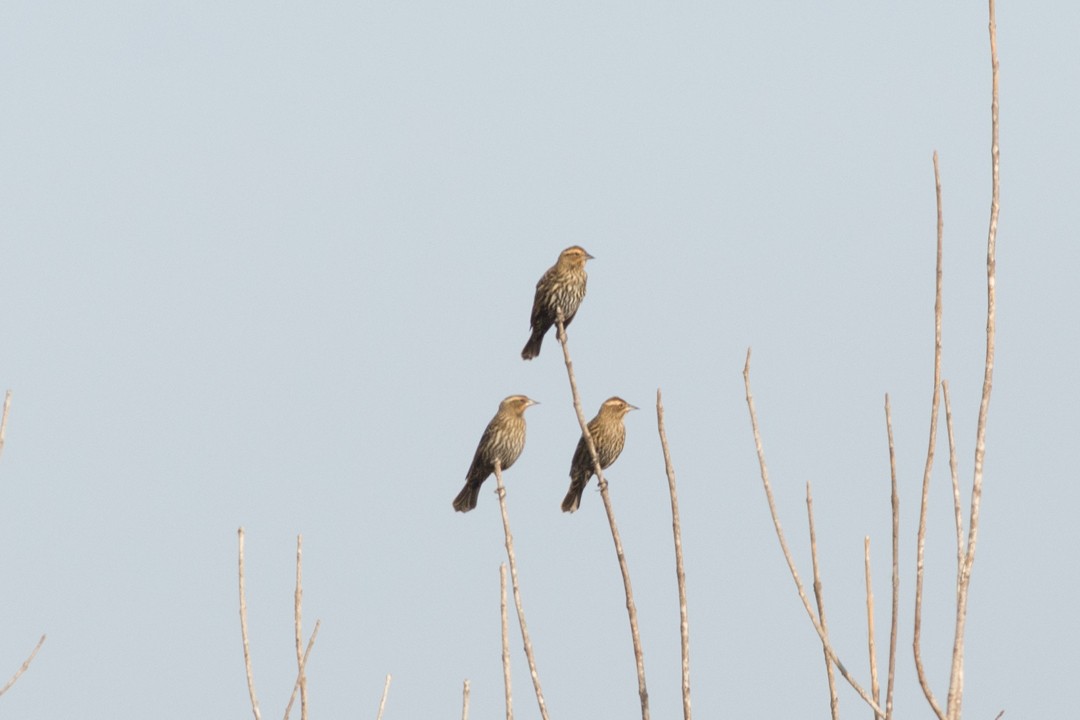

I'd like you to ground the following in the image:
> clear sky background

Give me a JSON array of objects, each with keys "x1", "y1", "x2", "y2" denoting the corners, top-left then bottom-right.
[{"x1": 2, "y1": 1, "x2": 1077, "y2": 718}]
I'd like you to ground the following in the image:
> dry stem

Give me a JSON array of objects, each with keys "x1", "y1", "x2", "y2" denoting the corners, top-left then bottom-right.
[
  {"x1": 806, "y1": 482, "x2": 839, "y2": 720},
  {"x1": 283, "y1": 621, "x2": 321, "y2": 720},
  {"x1": 461, "y1": 679, "x2": 471, "y2": 720},
  {"x1": 743, "y1": 349, "x2": 885, "y2": 717},
  {"x1": 913, "y1": 152, "x2": 947, "y2": 720},
  {"x1": 376, "y1": 674, "x2": 392, "y2": 720},
  {"x1": 556, "y1": 316, "x2": 649, "y2": 720},
  {"x1": 864, "y1": 537, "x2": 881, "y2": 719},
  {"x1": 657, "y1": 390, "x2": 691, "y2": 720},
  {"x1": 493, "y1": 462, "x2": 550, "y2": 720},
  {"x1": 945, "y1": 4, "x2": 1000, "y2": 716},
  {"x1": 293, "y1": 535, "x2": 308, "y2": 720},
  {"x1": 238, "y1": 527, "x2": 262, "y2": 720},
  {"x1": 501, "y1": 563, "x2": 514, "y2": 720},
  {"x1": 0, "y1": 634, "x2": 46, "y2": 697},
  {"x1": 883, "y1": 396, "x2": 900, "y2": 720}
]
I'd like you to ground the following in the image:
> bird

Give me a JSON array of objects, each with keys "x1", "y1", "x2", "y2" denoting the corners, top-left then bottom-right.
[
  {"x1": 561, "y1": 396, "x2": 637, "y2": 513},
  {"x1": 521, "y1": 246, "x2": 594, "y2": 360},
  {"x1": 453, "y1": 395, "x2": 539, "y2": 513}
]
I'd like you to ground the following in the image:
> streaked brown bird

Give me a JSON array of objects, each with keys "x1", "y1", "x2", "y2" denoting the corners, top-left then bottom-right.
[
  {"x1": 453, "y1": 395, "x2": 539, "y2": 513},
  {"x1": 561, "y1": 396, "x2": 637, "y2": 513},
  {"x1": 521, "y1": 246, "x2": 594, "y2": 360}
]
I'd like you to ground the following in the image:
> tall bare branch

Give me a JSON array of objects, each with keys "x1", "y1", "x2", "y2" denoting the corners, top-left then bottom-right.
[
  {"x1": 913, "y1": 152, "x2": 947, "y2": 720},
  {"x1": 237, "y1": 527, "x2": 262, "y2": 720},
  {"x1": 493, "y1": 462, "x2": 550, "y2": 720},
  {"x1": 806, "y1": 482, "x2": 839, "y2": 720},
  {"x1": 556, "y1": 316, "x2": 649, "y2": 720},
  {"x1": 946, "y1": 4, "x2": 1000, "y2": 716},
  {"x1": 657, "y1": 390, "x2": 692, "y2": 720},
  {"x1": 883, "y1": 396, "x2": 900, "y2": 720}
]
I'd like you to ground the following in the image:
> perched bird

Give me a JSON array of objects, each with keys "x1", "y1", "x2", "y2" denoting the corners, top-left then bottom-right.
[
  {"x1": 521, "y1": 246, "x2": 594, "y2": 360},
  {"x1": 453, "y1": 395, "x2": 539, "y2": 513},
  {"x1": 561, "y1": 396, "x2": 637, "y2": 513}
]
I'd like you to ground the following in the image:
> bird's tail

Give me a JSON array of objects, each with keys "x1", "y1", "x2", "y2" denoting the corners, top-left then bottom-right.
[
  {"x1": 561, "y1": 478, "x2": 586, "y2": 513},
  {"x1": 453, "y1": 482, "x2": 481, "y2": 513},
  {"x1": 521, "y1": 330, "x2": 544, "y2": 360}
]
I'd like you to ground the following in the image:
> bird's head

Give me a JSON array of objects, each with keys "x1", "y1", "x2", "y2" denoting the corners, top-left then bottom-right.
[
  {"x1": 501, "y1": 395, "x2": 539, "y2": 416},
  {"x1": 600, "y1": 396, "x2": 638, "y2": 417},
  {"x1": 557, "y1": 246, "x2": 594, "y2": 268}
]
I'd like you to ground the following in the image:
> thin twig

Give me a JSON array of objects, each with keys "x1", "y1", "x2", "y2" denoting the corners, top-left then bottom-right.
[
  {"x1": 883, "y1": 396, "x2": 900, "y2": 720},
  {"x1": 0, "y1": 390, "x2": 12, "y2": 462},
  {"x1": 493, "y1": 462, "x2": 550, "y2": 720},
  {"x1": 461, "y1": 679, "x2": 471, "y2": 720},
  {"x1": 946, "y1": 4, "x2": 1000, "y2": 716},
  {"x1": 501, "y1": 563, "x2": 514, "y2": 720},
  {"x1": 556, "y1": 316, "x2": 649, "y2": 720},
  {"x1": 238, "y1": 527, "x2": 262, "y2": 720},
  {"x1": 806, "y1": 482, "x2": 839, "y2": 720},
  {"x1": 914, "y1": 153, "x2": 947, "y2": 720},
  {"x1": 0, "y1": 634, "x2": 46, "y2": 697},
  {"x1": 657, "y1": 389, "x2": 692, "y2": 720},
  {"x1": 742, "y1": 349, "x2": 885, "y2": 717},
  {"x1": 864, "y1": 537, "x2": 881, "y2": 720},
  {"x1": 294, "y1": 535, "x2": 309, "y2": 720},
  {"x1": 283, "y1": 621, "x2": 321, "y2": 720},
  {"x1": 376, "y1": 674, "x2": 392, "y2": 720}
]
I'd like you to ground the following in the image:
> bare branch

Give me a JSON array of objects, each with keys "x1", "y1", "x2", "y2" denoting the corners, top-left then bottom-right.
[
  {"x1": 742, "y1": 349, "x2": 884, "y2": 717},
  {"x1": 376, "y1": 674, "x2": 392, "y2": 720},
  {"x1": 883, "y1": 396, "x2": 900, "y2": 720},
  {"x1": 293, "y1": 534, "x2": 309, "y2": 720},
  {"x1": 556, "y1": 315, "x2": 649, "y2": 720},
  {"x1": 461, "y1": 679, "x2": 471, "y2": 720},
  {"x1": 0, "y1": 634, "x2": 46, "y2": 697},
  {"x1": 913, "y1": 153, "x2": 947, "y2": 720},
  {"x1": 283, "y1": 621, "x2": 321, "y2": 720},
  {"x1": 864, "y1": 537, "x2": 881, "y2": 719},
  {"x1": 656, "y1": 389, "x2": 692, "y2": 720},
  {"x1": 238, "y1": 527, "x2": 262, "y2": 720},
  {"x1": 494, "y1": 461, "x2": 550, "y2": 720},
  {"x1": 501, "y1": 563, "x2": 514, "y2": 720},
  {"x1": 806, "y1": 482, "x2": 839, "y2": 720},
  {"x1": 946, "y1": 4, "x2": 1000, "y2": 716}
]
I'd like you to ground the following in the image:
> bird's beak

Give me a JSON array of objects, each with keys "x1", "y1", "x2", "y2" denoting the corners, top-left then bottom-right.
[
  {"x1": 586, "y1": 252, "x2": 596, "y2": 260},
  {"x1": 627, "y1": 404, "x2": 639, "y2": 411},
  {"x1": 528, "y1": 399, "x2": 540, "y2": 407}
]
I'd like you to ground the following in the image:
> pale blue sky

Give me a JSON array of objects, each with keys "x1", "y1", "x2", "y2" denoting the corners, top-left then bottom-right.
[{"x1": 2, "y1": 2, "x2": 1077, "y2": 718}]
